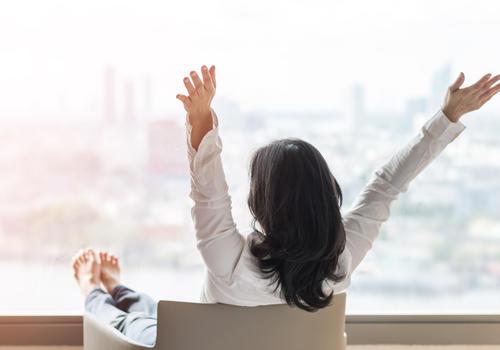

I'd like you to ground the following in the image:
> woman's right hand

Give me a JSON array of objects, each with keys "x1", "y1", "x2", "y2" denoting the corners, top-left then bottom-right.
[
  {"x1": 442, "y1": 72, "x2": 500, "y2": 123},
  {"x1": 176, "y1": 65, "x2": 216, "y2": 125},
  {"x1": 176, "y1": 65, "x2": 217, "y2": 151}
]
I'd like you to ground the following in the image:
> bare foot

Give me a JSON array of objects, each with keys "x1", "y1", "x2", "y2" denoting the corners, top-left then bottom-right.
[
  {"x1": 99, "y1": 251, "x2": 121, "y2": 293},
  {"x1": 72, "y1": 249, "x2": 101, "y2": 297}
]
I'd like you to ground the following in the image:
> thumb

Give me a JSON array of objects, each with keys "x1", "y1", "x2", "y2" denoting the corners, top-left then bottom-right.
[
  {"x1": 176, "y1": 94, "x2": 189, "y2": 104},
  {"x1": 449, "y1": 72, "x2": 465, "y2": 92}
]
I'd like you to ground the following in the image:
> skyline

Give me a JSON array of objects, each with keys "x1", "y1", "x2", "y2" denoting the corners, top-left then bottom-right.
[
  {"x1": 0, "y1": 61, "x2": 491, "y2": 128},
  {"x1": 1, "y1": 0, "x2": 500, "y2": 119}
]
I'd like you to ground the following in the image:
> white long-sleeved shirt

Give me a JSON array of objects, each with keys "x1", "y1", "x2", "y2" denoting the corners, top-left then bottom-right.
[{"x1": 186, "y1": 110, "x2": 465, "y2": 306}]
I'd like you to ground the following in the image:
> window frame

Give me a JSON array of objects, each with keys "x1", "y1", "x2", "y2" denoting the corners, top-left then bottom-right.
[{"x1": 2, "y1": 315, "x2": 500, "y2": 346}]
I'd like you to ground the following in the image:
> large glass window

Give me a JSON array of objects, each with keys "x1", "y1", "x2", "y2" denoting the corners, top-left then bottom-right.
[{"x1": 0, "y1": 0, "x2": 499, "y2": 314}]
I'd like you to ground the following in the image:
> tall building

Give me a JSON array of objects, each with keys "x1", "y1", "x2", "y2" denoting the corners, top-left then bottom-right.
[
  {"x1": 124, "y1": 80, "x2": 136, "y2": 124},
  {"x1": 103, "y1": 67, "x2": 116, "y2": 124},
  {"x1": 144, "y1": 77, "x2": 153, "y2": 118},
  {"x1": 431, "y1": 64, "x2": 451, "y2": 110},
  {"x1": 351, "y1": 83, "x2": 366, "y2": 122},
  {"x1": 147, "y1": 119, "x2": 187, "y2": 176},
  {"x1": 405, "y1": 97, "x2": 429, "y2": 131}
]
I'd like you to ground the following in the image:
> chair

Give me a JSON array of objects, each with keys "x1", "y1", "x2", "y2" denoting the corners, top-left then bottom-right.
[{"x1": 84, "y1": 293, "x2": 346, "y2": 350}]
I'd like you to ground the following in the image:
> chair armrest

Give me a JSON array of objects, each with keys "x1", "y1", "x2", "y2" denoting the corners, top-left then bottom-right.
[{"x1": 83, "y1": 313, "x2": 153, "y2": 350}]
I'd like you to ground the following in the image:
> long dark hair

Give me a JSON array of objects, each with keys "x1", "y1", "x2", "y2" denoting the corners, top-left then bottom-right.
[{"x1": 248, "y1": 138, "x2": 346, "y2": 312}]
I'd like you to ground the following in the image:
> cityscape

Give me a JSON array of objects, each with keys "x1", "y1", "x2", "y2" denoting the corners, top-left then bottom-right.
[{"x1": 0, "y1": 63, "x2": 499, "y2": 315}]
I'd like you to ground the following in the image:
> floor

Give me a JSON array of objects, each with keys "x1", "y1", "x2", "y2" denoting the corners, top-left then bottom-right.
[{"x1": 2, "y1": 346, "x2": 500, "y2": 350}]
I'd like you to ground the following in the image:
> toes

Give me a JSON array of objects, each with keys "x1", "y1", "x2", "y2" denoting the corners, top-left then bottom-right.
[
  {"x1": 72, "y1": 258, "x2": 80, "y2": 269},
  {"x1": 72, "y1": 263, "x2": 80, "y2": 278},
  {"x1": 82, "y1": 248, "x2": 96, "y2": 262},
  {"x1": 72, "y1": 250, "x2": 85, "y2": 279},
  {"x1": 78, "y1": 251, "x2": 87, "y2": 264},
  {"x1": 99, "y1": 251, "x2": 108, "y2": 262},
  {"x1": 73, "y1": 249, "x2": 84, "y2": 262},
  {"x1": 110, "y1": 255, "x2": 119, "y2": 265},
  {"x1": 88, "y1": 249, "x2": 97, "y2": 262},
  {"x1": 85, "y1": 250, "x2": 119, "y2": 267}
]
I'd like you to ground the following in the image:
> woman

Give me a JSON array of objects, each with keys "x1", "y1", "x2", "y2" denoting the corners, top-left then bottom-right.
[{"x1": 73, "y1": 66, "x2": 500, "y2": 345}]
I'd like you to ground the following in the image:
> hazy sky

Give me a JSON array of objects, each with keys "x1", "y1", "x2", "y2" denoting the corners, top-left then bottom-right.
[{"x1": 0, "y1": 0, "x2": 499, "y2": 119}]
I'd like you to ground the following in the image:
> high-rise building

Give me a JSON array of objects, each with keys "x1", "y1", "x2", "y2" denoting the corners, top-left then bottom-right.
[
  {"x1": 431, "y1": 64, "x2": 451, "y2": 110},
  {"x1": 351, "y1": 83, "x2": 366, "y2": 122},
  {"x1": 144, "y1": 77, "x2": 153, "y2": 118},
  {"x1": 405, "y1": 96, "x2": 429, "y2": 131},
  {"x1": 103, "y1": 67, "x2": 116, "y2": 124},
  {"x1": 124, "y1": 80, "x2": 136, "y2": 124},
  {"x1": 147, "y1": 119, "x2": 187, "y2": 176}
]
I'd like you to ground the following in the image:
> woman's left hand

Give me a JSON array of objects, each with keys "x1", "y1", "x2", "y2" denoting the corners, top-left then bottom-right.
[{"x1": 442, "y1": 72, "x2": 500, "y2": 122}]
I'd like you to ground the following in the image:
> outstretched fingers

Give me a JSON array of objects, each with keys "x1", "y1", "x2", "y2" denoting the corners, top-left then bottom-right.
[
  {"x1": 468, "y1": 73, "x2": 492, "y2": 92},
  {"x1": 176, "y1": 65, "x2": 216, "y2": 114},
  {"x1": 481, "y1": 74, "x2": 500, "y2": 91},
  {"x1": 479, "y1": 82, "x2": 500, "y2": 105},
  {"x1": 176, "y1": 94, "x2": 190, "y2": 104},
  {"x1": 201, "y1": 65, "x2": 214, "y2": 91},
  {"x1": 209, "y1": 65, "x2": 216, "y2": 88},
  {"x1": 474, "y1": 74, "x2": 500, "y2": 105},
  {"x1": 449, "y1": 72, "x2": 465, "y2": 92},
  {"x1": 190, "y1": 71, "x2": 203, "y2": 92},
  {"x1": 183, "y1": 77, "x2": 196, "y2": 96}
]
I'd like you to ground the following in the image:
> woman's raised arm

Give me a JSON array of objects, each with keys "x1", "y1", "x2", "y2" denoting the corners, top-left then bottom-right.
[
  {"x1": 176, "y1": 66, "x2": 245, "y2": 281},
  {"x1": 343, "y1": 72, "x2": 500, "y2": 273}
]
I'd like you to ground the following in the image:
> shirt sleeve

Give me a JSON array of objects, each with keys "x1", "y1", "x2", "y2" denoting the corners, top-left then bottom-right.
[
  {"x1": 186, "y1": 109, "x2": 245, "y2": 281},
  {"x1": 342, "y1": 110, "x2": 466, "y2": 273}
]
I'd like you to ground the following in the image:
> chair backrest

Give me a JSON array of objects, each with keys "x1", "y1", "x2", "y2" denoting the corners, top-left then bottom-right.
[{"x1": 155, "y1": 293, "x2": 346, "y2": 350}]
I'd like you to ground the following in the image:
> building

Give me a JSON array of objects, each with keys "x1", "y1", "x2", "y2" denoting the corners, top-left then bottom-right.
[
  {"x1": 147, "y1": 119, "x2": 187, "y2": 176},
  {"x1": 103, "y1": 67, "x2": 116, "y2": 124}
]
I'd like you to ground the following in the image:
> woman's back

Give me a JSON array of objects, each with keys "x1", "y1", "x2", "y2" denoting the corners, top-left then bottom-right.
[
  {"x1": 187, "y1": 108, "x2": 464, "y2": 309},
  {"x1": 199, "y1": 231, "x2": 352, "y2": 306}
]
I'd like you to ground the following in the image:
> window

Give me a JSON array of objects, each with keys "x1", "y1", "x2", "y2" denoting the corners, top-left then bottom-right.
[{"x1": 0, "y1": 0, "x2": 499, "y2": 315}]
